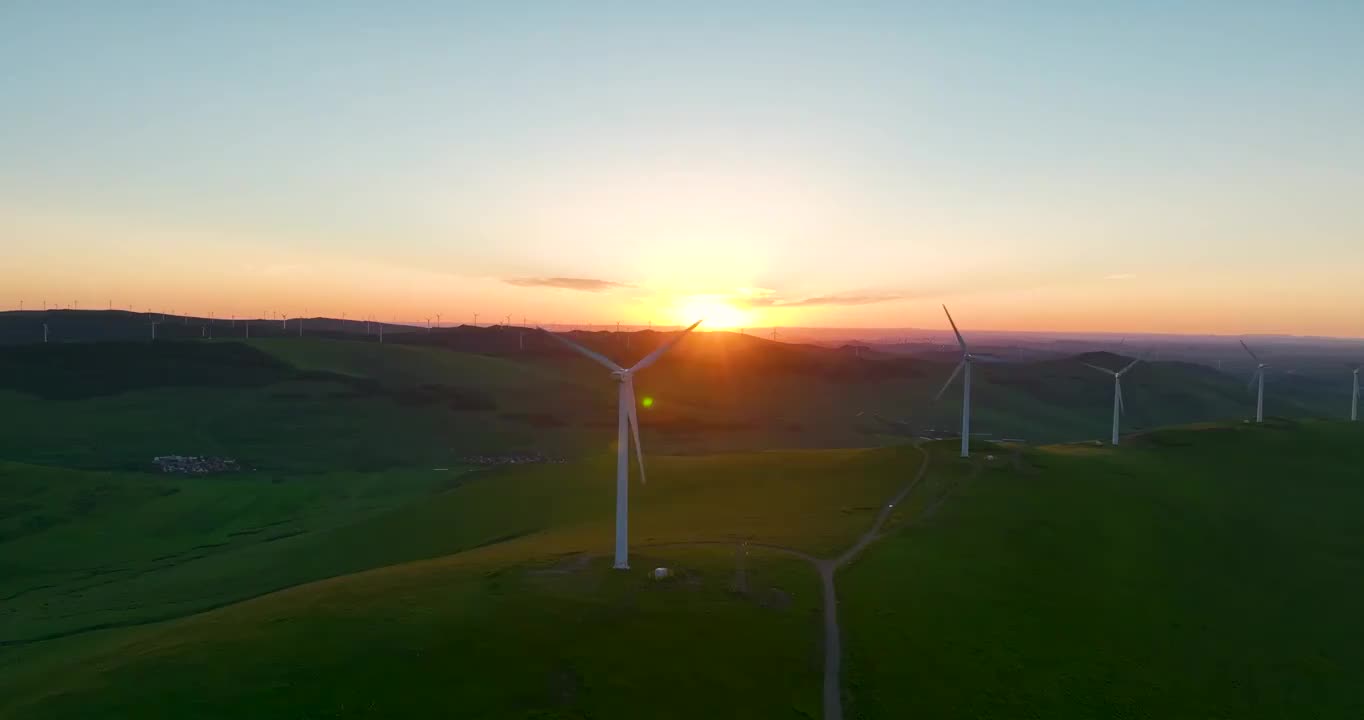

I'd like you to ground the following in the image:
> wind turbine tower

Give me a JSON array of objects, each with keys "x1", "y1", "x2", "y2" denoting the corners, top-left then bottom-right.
[
  {"x1": 1084, "y1": 357, "x2": 1141, "y2": 445},
  {"x1": 934, "y1": 305, "x2": 975, "y2": 458},
  {"x1": 1351, "y1": 366, "x2": 1359, "y2": 422},
  {"x1": 544, "y1": 320, "x2": 702, "y2": 569},
  {"x1": 1240, "y1": 340, "x2": 1268, "y2": 423}
]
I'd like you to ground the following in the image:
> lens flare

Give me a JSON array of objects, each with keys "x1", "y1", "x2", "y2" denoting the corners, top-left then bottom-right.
[{"x1": 641, "y1": 396, "x2": 654, "y2": 408}]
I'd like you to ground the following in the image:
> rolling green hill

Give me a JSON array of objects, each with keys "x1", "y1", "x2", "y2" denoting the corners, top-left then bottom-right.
[
  {"x1": 842, "y1": 420, "x2": 1364, "y2": 719},
  {"x1": 3, "y1": 422, "x2": 1363, "y2": 718}
]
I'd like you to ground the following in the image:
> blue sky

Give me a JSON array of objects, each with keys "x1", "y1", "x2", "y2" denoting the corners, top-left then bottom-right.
[{"x1": 3, "y1": 2, "x2": 1362, "y2": 332}]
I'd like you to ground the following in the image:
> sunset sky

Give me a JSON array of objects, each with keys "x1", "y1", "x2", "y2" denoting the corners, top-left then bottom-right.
[{"x1": 3, "y1": 3, "x2": 1362, "y2": 335}]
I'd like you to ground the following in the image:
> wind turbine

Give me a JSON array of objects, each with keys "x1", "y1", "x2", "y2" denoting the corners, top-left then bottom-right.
[
  {"x1": 1084, "y1": 357, "x2": 1141, "y2": 445},
  {"x1": 1240, "y1": 340, "x2": 1268, "y2": 423},
  {"x1": 934, "y1": 305, "x2": 975, "y2": 458},
  {"x1": 543, "y1": 320, "x2": 702, "y2": 569},
  {"x1": 1351, "y1": 366, "x2": 1359, "y2": 422},
  {"x1": 42, "y1": 323, "x2": 48, "y2": 343}
]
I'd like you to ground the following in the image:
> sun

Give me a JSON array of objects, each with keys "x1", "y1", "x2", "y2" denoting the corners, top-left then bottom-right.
[{"x1": 675, "y1": 296, "x2": 752, "y2": 330}]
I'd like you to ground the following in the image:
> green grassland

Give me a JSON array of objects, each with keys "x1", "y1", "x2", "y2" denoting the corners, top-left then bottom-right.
[
  {"x1": 4, "y1": 545, "x2": 824, "y2": 720},
  {"x1": 0, "y1": 334, "x2": 1347, "y2": 476},
  {"x1": 3, "y1": 334, "x2": 1364, "y2": 718},
  {"x1": 842, "y1": 420, "x2": 1364, "y2": 719},
  {"x1": 0, "y1": 445, "x2": 916, "y2": 718}
]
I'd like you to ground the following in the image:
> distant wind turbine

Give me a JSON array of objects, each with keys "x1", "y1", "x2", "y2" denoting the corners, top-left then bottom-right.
[
  {"x1": 934, "y1": 305, "x2": 975, "y2": 458},
  {"x1": 543, "y1": 320, "x2": 702, "y2": 569},
  {"x1": 1240, "y1": 340, "x2": 1268, "y2": 423},
  {"x1": 1084, "y1": 357, "x2": 1141, "y2": 445},
  {"x1": 1351, "y1": 366, "x2": 1359, "y2": 422}
]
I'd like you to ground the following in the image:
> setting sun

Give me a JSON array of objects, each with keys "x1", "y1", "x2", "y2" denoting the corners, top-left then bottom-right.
[{"x1": 675, "y1": 296, "x2": 753, "y2": 330}]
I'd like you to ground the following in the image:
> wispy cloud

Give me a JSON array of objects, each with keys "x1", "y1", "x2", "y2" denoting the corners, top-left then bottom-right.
[
  {"x1": 1105, "y1": 273, "x2": 1137, "y2": 281},
  {"x1": 504, "y1": 277, "x2": 632, "y2": 292},
  {"x1": 735, "y1": 291, "x2": 905, "y2": 308}
]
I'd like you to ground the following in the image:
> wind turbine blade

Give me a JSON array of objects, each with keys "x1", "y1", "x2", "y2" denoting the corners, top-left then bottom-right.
[
  {"x1": 1083, "y1": 362, "x2": 1116, "y2": 376},
  {"x1": 624, "y1": 379, "x2": 647, "y2": 484},
  {"x1": 1239, "y1": 340, "x2": 1260, "y2": 362},
  {"x1": 942, "y1": 305, "x2": 968, "y2": 352},
  {"x1": 540, "y1": 327, "x2": 623, "y2": 372},
  {"x1": 934, "y1": 360, "x2": 966, "y2": 402},
  {"x1": 1117, "y1": 381, "x2": 1126, "y2": 415},
  {"x1": 629, "y1": 320, "x2": 702, "y2": 372},
  {"x1": 1117, "y1": 357, "x2": 1141, "y2": 376},
  {"x1": 1247, "y1": 369, "x2": 1260, "y2": 392}
]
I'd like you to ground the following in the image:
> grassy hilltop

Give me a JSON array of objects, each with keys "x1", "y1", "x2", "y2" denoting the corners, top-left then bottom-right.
[
  {"x1": 2, "y1": 421, "x2": 1363, "y2": 718},
  {"x1": 2, "y1": 330, "x2": 1363, "y2": 718}
]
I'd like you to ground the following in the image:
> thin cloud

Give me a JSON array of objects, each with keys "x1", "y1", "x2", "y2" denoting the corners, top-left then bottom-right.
[
  {"x1": 504, "y1": 277, "x2": 633, "y2": 292},
  {"x1": 736, "y1": 292, "x2": 905, "y2": 308}
]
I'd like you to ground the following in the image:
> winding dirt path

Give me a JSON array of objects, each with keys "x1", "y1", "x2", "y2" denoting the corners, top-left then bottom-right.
[{"x1": 639, "y1": 443, "x2": 936, "y2": 720}]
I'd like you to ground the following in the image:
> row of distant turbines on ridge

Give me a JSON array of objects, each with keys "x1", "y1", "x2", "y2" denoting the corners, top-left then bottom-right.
[
  {"x1": 11, "y1": 301, "x2": 1362, "y2": 571},
  {"x1": 548, "y1": 305, "x2": 1359, "y2": 570}
]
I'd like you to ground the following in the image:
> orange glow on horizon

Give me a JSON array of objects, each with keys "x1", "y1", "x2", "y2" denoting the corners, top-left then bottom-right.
[{"x1": 674, "y1": 296, "x2": 755, "y2": 330}]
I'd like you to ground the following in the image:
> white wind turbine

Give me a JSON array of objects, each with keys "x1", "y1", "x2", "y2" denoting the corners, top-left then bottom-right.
[
  {"x1": 544, "y1": 320, "x2": 702, "y2": 570},
  {"x1": 934, "y1": 305, "x2": 975, "y2": 458},
  {"x1": 1083, "y1": 356, "x2": 1141, "y2": 445},
  {"x1": 1350, "y1": 365, "x2": 1359, "y2": 422},
  {"x1": 1240, "y1": 340, "x2": 1268, "y2": 423}
]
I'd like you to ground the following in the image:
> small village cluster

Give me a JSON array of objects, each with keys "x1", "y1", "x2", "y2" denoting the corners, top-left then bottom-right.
[{"x1": 152, "y1": 455, "x2": 241, "y2": 474}]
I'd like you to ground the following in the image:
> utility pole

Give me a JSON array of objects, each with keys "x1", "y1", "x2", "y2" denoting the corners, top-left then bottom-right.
[{"x1": 43, "y1": 324, "x2": 48, "y2": 343}]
